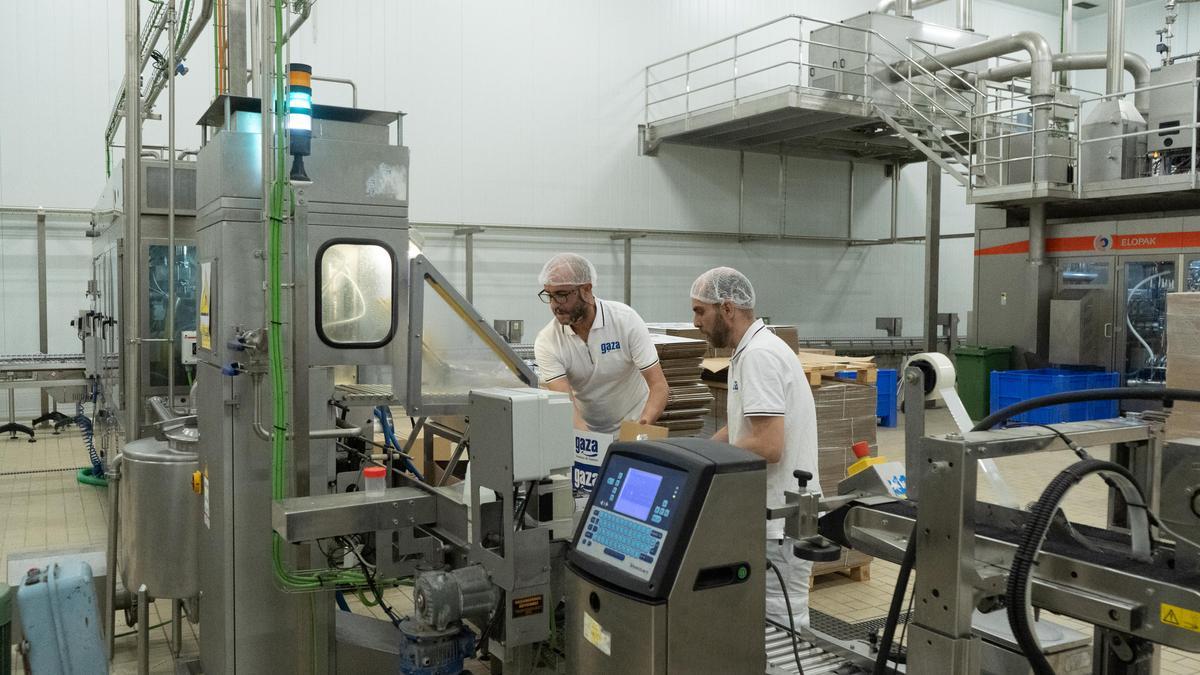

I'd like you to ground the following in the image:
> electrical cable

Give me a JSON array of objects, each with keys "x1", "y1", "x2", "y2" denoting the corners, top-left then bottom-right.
[
  {"x1": 1006, "y1": 458, "x2": 1147, "y2": 675},
  {"x1": 1125, "y1": 270, "x2": 1172, "y2": 369},
  {"x1": 873, "y1": 528, "x2": 916, "y2": 675},
  {"x1": 766, "y1": 559, "x2": 806, "y2": 675}
]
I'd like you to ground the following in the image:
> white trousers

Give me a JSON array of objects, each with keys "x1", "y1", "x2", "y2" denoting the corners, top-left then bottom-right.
[{"x1": 765, "y1": 538, "x2": 812, "y2": 632}]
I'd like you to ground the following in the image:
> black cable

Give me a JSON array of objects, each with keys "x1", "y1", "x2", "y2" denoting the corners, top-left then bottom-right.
[
  {"x1": 514, "y1": 480, "x2": 536, "y2": 532},
  {"x1": 765, "y1": 559, "x2": 805, "y2": 675},
  {"x1": 973, "y1": 387, "x2": 1200, "y2": 432},
  {"x1": 874, "y1": 529, "x2": 916, "y2": 675},
  {"x1": 338, "y1": 535, "x2": 401, "y2": 626},
  {"x1": 895, "y1": 585, "x2": 915, "y2": 664},
  {"x1": 1006, "y1": 458, "x2": 1144, "y2": 675},
  {"x1": 1030, "y1": 424, "x2": 1090, "y2": 461}
]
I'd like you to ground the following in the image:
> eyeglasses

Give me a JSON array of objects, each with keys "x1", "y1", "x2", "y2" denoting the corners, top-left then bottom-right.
[{"x1": 538, "y1": 288, "x2": 581, "y2": 304}]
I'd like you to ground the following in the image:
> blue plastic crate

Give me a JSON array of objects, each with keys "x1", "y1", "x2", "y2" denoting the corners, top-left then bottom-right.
[
  {"x1": 876, "y1": 369, "x2": 898, "y2": 427},
  {"x1": 831, "y1": 369, "x2": 897, "y2": 427},
  {"x1": 989, "y1": 368, "x2": 1120, "y2": 426}
]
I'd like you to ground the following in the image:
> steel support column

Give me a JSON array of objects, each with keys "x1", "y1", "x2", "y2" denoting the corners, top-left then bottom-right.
[
  {"x1": 36, "y1": 210, "x2": 48, "y2": 415},
  {"x1": 924, "y1": 162, "x2": 941, "y2": 354}
]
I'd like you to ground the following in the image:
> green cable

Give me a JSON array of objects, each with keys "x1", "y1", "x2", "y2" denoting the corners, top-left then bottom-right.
[{"x1": 263, "y1": 0, "x2": 382, "y2": 591}]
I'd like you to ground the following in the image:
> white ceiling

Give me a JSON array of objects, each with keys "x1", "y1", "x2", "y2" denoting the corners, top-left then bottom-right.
[{"x1": 997, "y1": 0, "x2": 1161, "y2": 17}]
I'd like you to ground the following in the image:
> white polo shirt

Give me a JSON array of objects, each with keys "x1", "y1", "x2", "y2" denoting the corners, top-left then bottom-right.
[
  {"x1": 534, "y1": 299, "x2": 660, "y2": 434},
  {"x1": 727, "y1": 319, "x2": 820, "y2": 540}
]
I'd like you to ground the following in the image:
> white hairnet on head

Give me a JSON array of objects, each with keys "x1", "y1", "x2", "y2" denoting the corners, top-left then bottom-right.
[
  {"x1": 690, "y1": 267, "x2": 756, "y2": 309},
  {"x1": 538, "y1": 253, "x2": 597, "y2": 287}
]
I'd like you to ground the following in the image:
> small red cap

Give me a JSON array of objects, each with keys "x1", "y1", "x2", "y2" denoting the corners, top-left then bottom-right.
[
  {"x1": 852, "y1": 441, "x2": 871, "y2": 459},
  {"x1": 363, "y1": 466, "x2": 387, "y2": 478}
]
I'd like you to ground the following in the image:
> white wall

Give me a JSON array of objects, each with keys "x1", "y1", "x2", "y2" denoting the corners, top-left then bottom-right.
[{"x1": 0, "y1": 1, "x2": 1063, "y2": 413}]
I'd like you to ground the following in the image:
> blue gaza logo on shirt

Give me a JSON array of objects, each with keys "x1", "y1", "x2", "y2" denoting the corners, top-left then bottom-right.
[
  {"x1": 600, "y1": 341, "x2": 622, "y2": 355},
  {"x1": 576, "y1": 436, "x2": 601, "y2": 458},
  {"x1": 731, "y1": 380, "x2": 739, "y2": 392}
]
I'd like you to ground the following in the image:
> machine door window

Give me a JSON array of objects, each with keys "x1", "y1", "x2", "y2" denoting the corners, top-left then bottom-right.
[
  {"x1": 1058, "y1": 260, "x2": 1110, "y2": 290},
  {"x1": 316, "y1": 241, "x2": 396, "y2": 347},
  {"x1": 1186, "y1": 258, "x2": 1200, "y2": 292},
  {"x1": 1121, "y1": 260, "x2": 1175, "y2": 385}
]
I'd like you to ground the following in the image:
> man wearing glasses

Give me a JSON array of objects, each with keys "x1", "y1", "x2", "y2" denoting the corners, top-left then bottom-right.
[{"x1": 533, "y1": 253, "x2": 668, "y2": 433}]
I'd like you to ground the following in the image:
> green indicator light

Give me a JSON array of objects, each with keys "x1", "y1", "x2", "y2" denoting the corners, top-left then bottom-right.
[{"x1": 737, "y1": 566, "x2": 748, "y2": 580}]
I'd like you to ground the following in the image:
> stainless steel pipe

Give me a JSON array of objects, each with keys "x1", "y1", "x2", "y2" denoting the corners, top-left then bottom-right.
[
  {"x1": 974, "y1": 51, "x2": 1152, "y2": 113},
  {"x1": 1107, "y1": 0, "x2": 1126, "y2": 95}
]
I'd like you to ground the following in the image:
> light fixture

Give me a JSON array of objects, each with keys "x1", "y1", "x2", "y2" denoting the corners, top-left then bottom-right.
[{"x1": 287, "y1": 63, "x2": 313, "y2": 182}]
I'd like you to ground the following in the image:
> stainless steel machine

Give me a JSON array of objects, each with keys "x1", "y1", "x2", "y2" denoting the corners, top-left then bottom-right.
[
  {"x1": 564, "y1": 438, "x2": 767, "y2": 674},
  {"x1": 91, "y1": 157, "x2": 200, "y2": 432},
  {"x1": 789, "y1": 367, "x2": 1200, "y2": 675}
]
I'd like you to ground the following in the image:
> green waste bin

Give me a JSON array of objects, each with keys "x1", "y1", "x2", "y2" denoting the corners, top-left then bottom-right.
[
  {"x1": 953, "y1": 345, "x2": 1013, "y2": 421},
  {"x1": 1, "y1": 583, "x2": 11, "y2": 675}
]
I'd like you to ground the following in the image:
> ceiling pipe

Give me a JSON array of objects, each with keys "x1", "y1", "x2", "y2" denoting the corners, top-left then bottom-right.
[
  {"x1": 876, "y1": 0, "x2": 974, "y2": 31},
  {"x1": 890, "y1": 31, "x2": 1056, "y2": 97},
  {"x1": 973, "y1": 51, "x2": 1152, "y2": 114},
  {"x1": 1107, "y1": 0, "x2": 1126, "y2": 95},
  {"x1": 876, "y1": 0, "x2": 949, "y2": 15},
  {"x1": 141, "y1": 0, "x2": 215, "y2": 115}
]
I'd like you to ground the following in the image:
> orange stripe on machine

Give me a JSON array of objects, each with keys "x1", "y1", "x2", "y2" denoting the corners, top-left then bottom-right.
[{"x1": 976, "y1": 231, "x2": 1200, "y2": 256}]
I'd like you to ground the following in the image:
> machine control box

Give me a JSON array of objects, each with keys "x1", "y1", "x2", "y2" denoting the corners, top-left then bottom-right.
[
  {"x1": 567, "y1": 439, "x2": 762, "y2": 600},
  {"x1": 576, "y1": 456, "x2": 688, "y2": 581},
  {"x1": 181, "y1": 330, "x2": 198, "y2": 365}
]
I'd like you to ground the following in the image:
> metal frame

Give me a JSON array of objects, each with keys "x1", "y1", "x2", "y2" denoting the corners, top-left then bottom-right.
[
  {"x1": 405, "y1": 254, "x2": 537, "y2": 416},
  {"x1": 884, "y1": 369, "x2": 1193, "y2": 673}
]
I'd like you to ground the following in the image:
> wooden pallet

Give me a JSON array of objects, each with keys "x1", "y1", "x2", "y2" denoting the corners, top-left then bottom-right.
[
  {"x1": 797, "y1": 351, "x2": 878, "y2": 387},
  {"x1": 812, "y1": 562, "x2": 871, "y2": 583}
]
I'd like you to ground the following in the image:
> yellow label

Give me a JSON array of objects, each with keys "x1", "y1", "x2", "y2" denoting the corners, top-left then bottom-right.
[
  {"x1": 192, "y1": 471, "x2": 203, "y2": 494},
  {"x1": 583, "y1": 612, "x2": 611, "y2": 656},
  {"x1": 1161, "y1": 603, "x2": 1200, "y2": 633}
]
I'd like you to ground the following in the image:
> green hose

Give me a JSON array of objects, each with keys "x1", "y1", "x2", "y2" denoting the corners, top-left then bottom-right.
[
  {"x1": 76, "y1": 467, "x2": 108, "y2": 487},
  {"x1": 263, "y1": 0, "x2": 383, "y2": 592}
]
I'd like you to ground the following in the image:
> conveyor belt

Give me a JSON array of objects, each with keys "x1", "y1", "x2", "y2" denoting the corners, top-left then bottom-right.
[
  {"x1": 823, "y1": 499, "x2": 1200, "y2": 589},
  {"x1": 764, "y1": 623, "x2": 867, "y2": 674},
  {"x1": 0, "y1": 353, "x2": 87, "y2": 371}
]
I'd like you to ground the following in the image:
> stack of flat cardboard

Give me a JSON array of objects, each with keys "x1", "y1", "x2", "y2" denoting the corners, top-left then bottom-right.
[
  {"x1": 650, "y1": 333, "x2": 713, "y2": 436},
  {"x1": 813, "y1": 381, "x2": 879, "y2": 495},
  {"x1": 646, "y1": 322, "x2": 799, "y2": 357},
  {"x1": 1167, "y1": 293, "x2": 1200, "y2": 439}
]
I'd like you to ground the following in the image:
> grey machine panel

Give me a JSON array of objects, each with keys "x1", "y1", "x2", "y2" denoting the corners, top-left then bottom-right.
[
  {"x1": 192, "y1": 96, "x2": 410, "y2": 674},
  {"x1": 1149, "y1": 61, "x2": 1200, "y2": 153},
  {"x1": 566, "y1": 441, "x2": 766, "y2": 674},
  {"x1": 1049, "y1": 289, "x2": 1105, "y2": 366}
]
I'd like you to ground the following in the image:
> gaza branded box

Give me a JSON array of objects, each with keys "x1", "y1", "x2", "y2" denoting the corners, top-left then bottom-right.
[{"x1": 572, "y1": 421, "x2": 668, "y2": 494}]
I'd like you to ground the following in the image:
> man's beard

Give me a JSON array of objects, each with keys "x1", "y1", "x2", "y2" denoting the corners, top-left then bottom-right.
[
  {"x1": 556, "y1": 302, "x2": 589, "y2": 326},
  {"x1": 706, "y1": 313, "x2": 732, "y2": 349}
]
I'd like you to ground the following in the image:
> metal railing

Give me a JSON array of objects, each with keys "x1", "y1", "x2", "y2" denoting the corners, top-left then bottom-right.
[{"x1": 643, "y1": 14, "x2": 1200, "y2": 199}]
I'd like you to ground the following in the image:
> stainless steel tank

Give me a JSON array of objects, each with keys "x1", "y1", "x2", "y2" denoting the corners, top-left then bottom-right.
[{"x1": 118, "y1": 437, "x2": 200, "y2": 599}]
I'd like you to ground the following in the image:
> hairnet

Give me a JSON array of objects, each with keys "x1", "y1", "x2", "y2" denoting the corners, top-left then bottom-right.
[
  {"x1": 690, "y1": 267, "x2": 756, "y2": 309},
  {"x1": 538, "y1": 253, "x2": 597, "y2": 287}
]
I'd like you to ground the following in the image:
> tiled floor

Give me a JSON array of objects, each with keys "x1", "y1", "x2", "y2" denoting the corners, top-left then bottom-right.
[{"x1": 4, "y1": 412, "x2": 1200, "y2": 673}]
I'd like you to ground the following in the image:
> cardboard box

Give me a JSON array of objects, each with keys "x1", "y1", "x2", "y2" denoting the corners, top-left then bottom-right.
[
  {"x1": 1167, "y1": 293, "x2": 1200, "y2": 439},
  {"x1": 571, "y1": 422, "x2": 669, "y2": 493}
]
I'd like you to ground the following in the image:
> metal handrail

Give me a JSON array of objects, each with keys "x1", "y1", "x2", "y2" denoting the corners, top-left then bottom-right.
[
  {"x1": 648, "y1": 60, "x2": 804, "y2": 106},
  {"x1": 905, "y1": 38, "x2": 986, "y2": 104},
  {"x1": 971, "y1": 99, "x2": 1077, "y2": 120},
  {"x1": 869, "y1": 58, "x2": 972, "y2": 134},
  {"x1": 867, "y1": 63, "x2": 973, "y2": 157},
  {"x1": 646, "y1": 37, "x2": 801, "y2": 89},
  {"x1": 974, "y1": 153, "x2": 1077, "y2": 169},
  {"x1": 1077, "y1": 121, "x2": 1200, "y2": 146},
  {"x1": 1078, "y1": 78, "x2": 1194, "y2": 104},
  {"x1": 644, "y1": 14, "x2": 804, "y2": 71}
]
